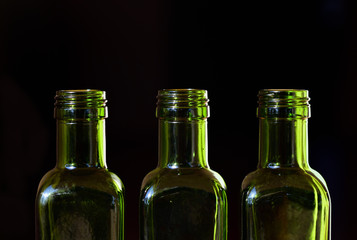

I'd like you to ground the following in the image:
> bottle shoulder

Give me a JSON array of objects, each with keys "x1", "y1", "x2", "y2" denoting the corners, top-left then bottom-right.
[
  {"x1": 306, "y1": 167, "x2": 329, "y2": 193},
  {"x1": 140, "y1": 167, "x2": 226, "y2": 199},
  {"x1": 241, "y1": 167, "x2": 329, "y2": 199},
  {"x1": 36, "y1": 167, "x2": 124, "y2": 199}
]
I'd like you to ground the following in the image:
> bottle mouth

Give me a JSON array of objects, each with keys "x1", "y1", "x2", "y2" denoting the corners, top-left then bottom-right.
[
  {"x1": 257, "y1": 89, "x2": 310, "y2": 119},
  {"x1": 156, "y1": 89, "x2": 210, "y2": 120},
  {"x1": 54, "y1": 89, "x2": 108, "y2": 120}
]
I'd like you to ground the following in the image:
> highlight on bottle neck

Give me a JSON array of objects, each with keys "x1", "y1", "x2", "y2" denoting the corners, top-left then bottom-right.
[
  {"x1": 257, "y1": 89, "x2": 310, "y2": 119},
  {"x1": 54, "y1": 89, "x2": 108, "y2": 120},
  {"x1": 156, "y1": 89, "x2": 210, "y2": 120}
]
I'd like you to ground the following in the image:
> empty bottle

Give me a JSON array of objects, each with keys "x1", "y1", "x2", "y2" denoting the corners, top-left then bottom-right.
[
  {"x1": 35, "y1": 89, "x2": 124, "y2": 240},
  {"x1": 241, "y1": 89, "x2": 331, "y2": 240},
  {"x1": 139, "y1": 89, "x2": 228, "y2": 240}
]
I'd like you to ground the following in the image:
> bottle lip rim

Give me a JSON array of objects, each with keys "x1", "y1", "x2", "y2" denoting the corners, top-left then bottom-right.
[
  {"x1": 157, "y1": 88, "x2": 207, "y2": 96},
  {"x1": 156, "y1": 88, "x2": 209, "y2": 104},
  {"x1": 56, "y1": 89, "x2": 103, "y2": 93},
  {"x1": 258, "y1": 89, "x2": 309, "y2": 98},
  {"x1": 158, "y1": 88, "x2": 206, "y2": 91},
  {"x1": 258, "y1": 89, "x2": 310, "y2": 102},
  {"x1": 55, "y1": 89, "x2": 105, "y2": 96},
  {"x1": 55, "y1": 89, "x2": 106, "y2": 99},
  {"x1": 260, "y1": 88, "x2": 306, "y2": 92}
]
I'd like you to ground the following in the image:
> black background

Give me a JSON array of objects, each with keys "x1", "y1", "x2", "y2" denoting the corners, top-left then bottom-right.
[{"x1": 0, "y1": 0, "x2": 354, "y2": 239}]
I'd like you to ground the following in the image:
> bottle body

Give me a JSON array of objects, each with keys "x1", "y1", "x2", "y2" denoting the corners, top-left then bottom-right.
[
  {"x1": 139, "y1": 89, "x2": 228, "y2": 240},
  {"x1": 242, "y1": 167, "x2": 329, "y2": 239},
  {"x1": 35, "y1": 90, "x2": 124, "y2": 240},
  {"x1": 36, "y1": 167, "x2": 124, "y2": 239},
  {"x1": 241, "y1": 89, "x2": 330, "y2": 240},
  {"x1": 140, "y1": 166, "x2": 227, "y2": 240}
]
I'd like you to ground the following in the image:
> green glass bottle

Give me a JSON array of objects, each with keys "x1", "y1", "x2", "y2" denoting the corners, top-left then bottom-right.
[
  {"x1": 241, "y1": 89, "x2": 331, "y2": 240},
  {"x1": 139, "y1": 89, "x2": 228, "y2": 240},
  {"x1": 35, "y1": 90, "x2": 124, "y2": 240}
]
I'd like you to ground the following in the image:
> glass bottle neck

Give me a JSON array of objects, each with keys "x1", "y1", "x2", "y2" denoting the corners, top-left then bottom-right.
[
  {"x1": 158, "y1": 119, "x2": 209, "y2": 169},
  {"x1": 56, "y1": 119, "x2": 107, "y2": 169},
  {"x1": 258, "y1": 117, "x2": 309, "y2": 169}
]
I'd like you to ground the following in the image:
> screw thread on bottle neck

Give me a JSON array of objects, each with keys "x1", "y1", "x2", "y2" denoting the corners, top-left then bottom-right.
[
  {"x1": 54, "y1": 89, "x2": 108, "y2": 120},
  {"x1": 257, "y1": 89, "x2": 310, "y2": 119},
  {"x1": 156, "y1": 89, "x2": 210, "y2": 121}
]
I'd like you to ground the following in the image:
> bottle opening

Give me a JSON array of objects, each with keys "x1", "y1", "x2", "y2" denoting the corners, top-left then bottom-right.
[
  {"x1": 257, "y1": 89, "x2": 310, "y2": 119},
  {"x1": 54, "y1": 89, "x2": 108, "y2": 120},
  {"x1": 156, "y1": 89, "x2": 210, "y2": 120}
]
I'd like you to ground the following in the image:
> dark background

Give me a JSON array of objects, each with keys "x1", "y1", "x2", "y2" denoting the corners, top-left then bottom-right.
[{"x1": 0, "y1": 0, "x2": 353, "y2": 239}]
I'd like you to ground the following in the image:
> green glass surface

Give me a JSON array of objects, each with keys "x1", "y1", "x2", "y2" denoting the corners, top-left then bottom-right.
[
  {"x1": 140, "y1": 89, "x2": 228, "y2": 240},
  {"x1": 241, "y1": 89, "x2": 330, "y2": 240},
  {"x1": 35, "y1": 90, "x2": 124, "y2": 240}
]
